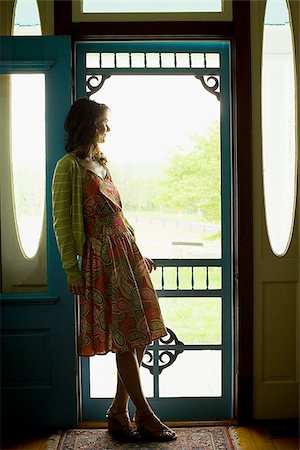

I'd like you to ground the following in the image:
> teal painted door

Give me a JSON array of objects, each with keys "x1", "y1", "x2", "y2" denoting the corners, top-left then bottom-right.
[
  {"x1": 76, "y1": 41, "x2": 233, "y2": 421},
  {"x1": 0, "y1": 37, "x2": 76, "y2": 436}
]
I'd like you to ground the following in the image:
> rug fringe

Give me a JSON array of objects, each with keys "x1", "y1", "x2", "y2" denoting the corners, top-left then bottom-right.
[
  {"x1": 46, "y1": 430, "x2": 63, "y2": 450},
  {"x1": 228, "y1": 426, "x2": 242, "y2": 450}
]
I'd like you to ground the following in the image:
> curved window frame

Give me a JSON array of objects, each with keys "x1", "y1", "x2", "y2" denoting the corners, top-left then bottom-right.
[
  {"x1": 12, "y1": 0, "x2": 42, "y2": 36},
  {"x1": 261, "y1": 0, "x2": 298, "y2": 257}
]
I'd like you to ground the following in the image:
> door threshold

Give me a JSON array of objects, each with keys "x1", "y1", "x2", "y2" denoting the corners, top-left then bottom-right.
[{"x1": 78, "y1": 419, "x2": 238, "y2": 429}]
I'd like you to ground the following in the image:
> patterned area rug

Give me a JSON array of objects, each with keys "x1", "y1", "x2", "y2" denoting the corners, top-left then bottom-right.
[{"x1": 47, "y1": 427, "x2": 240, "y2": 450}]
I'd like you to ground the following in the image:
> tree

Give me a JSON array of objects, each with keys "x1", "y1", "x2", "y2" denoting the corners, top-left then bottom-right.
[{"x1": 157, "y1": 123, "x2": 221, "y2": 223}]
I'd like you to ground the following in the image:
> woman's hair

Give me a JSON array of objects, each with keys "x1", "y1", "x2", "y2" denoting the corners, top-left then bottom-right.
[{"x1": 64, "y1": 97, "x2": 109, "y2": 162}]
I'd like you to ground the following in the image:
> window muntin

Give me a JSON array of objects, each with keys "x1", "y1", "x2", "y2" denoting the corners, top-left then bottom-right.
[
  {"x1": 85, "y1": 51, "x2": 220, "y2": 70},
  {"x1": 262, "y1": 0, "x2": 297, "y2": 256}
]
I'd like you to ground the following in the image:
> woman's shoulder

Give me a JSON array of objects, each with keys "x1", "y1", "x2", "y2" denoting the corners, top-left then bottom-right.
[{"x1": 56, "y1": 153, "x2": 79, "y2": 171}]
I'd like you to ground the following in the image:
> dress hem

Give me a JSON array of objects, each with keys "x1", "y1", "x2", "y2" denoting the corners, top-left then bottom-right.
[{"x1": 78, "y1": 331, "x2": 167, "y2": 357}]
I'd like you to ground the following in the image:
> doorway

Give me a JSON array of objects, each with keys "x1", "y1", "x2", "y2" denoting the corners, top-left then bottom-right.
[{"x1": 76, "y1": 41, "x2": 232, "y2": 420}]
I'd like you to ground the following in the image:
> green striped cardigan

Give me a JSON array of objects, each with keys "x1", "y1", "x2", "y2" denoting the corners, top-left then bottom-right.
[
  {"x1": 52, "y1": 153, "x2": 85, "y2": 284},
  {"x1": 52, "y1": 153, "x2": 135, "y2": 285}
]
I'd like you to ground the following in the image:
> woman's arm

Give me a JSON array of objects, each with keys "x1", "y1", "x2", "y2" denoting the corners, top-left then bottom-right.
[{"x1": 52, "y1": 159, "x2": 82, "y2": 286}]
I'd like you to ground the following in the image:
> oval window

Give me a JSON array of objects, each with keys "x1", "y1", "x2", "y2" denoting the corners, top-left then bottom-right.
[
  {"x1": 261, "y1": 0, "x2": 297, "y2": 256},
  {"x1": 13, "y1": 0, "x2": 41, "y2": 35},
  {"x1": 11, "y1": 74, "x2": 46, "y2": 258}
]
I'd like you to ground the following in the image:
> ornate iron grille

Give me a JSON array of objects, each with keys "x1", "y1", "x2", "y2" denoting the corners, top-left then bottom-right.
[{"x1": 84, "y1": 51, "x2": 221, "y2": 100}]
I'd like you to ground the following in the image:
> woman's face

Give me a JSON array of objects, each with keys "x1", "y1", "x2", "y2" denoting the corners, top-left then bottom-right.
[{"x1": 95, "y1": 109, "x2": 110, "y2": 144}]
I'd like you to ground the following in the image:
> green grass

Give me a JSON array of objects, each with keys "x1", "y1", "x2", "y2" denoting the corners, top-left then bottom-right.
[
  {"x1": 126, "y1": 209, "x2": 222, "y2": 344},
  {"x1": 150, "y1": 268, "x2": 222, "y2": 344},
  {"x1": 159, "y1": 297, "x2": 222, "y2": 345}
]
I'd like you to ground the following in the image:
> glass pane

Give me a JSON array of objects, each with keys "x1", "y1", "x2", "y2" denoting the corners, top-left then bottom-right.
[
  {"x1": 159, "y1": 297, "x2": 222, "y2": 344},
  {"x1": 175, "y1": 53, "x2": 190, "y2": 68},
  {"x1": 90, "y1": 353, "x2": 153, "y2": 397},
  {"x1": 13, "y1": 0, "x2": 41, "y2": 36},
  {"x1": 159, "y1": 350, "x2": 222, "y2": 397},
  {"x1": 206, "y1": 53, "x2": 220, "y2": 68},
  {"x1": 161, "y1": 53, "x2": 175, "y2": 68},
  {"x1": 100, "y1": 53, "x2": 115, "y2": 68},
  {"x1": 191, "y1": 53, "x2": 205, "y2": 68},
  {"x1": 262, "y1": 0, "x2": 297, "y2": 256},
  {"x1": 146, "y1": 53, "x2": 160, "y2": 68},
  {"x1": 11, "y1": 74, "x2": 46, "y2": 258},
  {"x1": 208, "y1": 267, "x2": 222, "y2": 289},
  {"x1": 86, "y1": 53, "x2": 100, "y2": 68},
  {"x1": 91, "y1": 75, "x2": 221, "y2": 259},
  {"x1": 83, "y1": 0, "x2": 222, "y2": 13},
  {"x1": 131, "y1": 53, "x2": 146, "y2": 68},
  {"x1": 116, "y1": 53, "x2": 130, "y2": 68}
]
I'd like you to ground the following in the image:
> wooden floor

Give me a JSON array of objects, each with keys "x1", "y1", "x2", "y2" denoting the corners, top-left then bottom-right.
[{"x1": 2, "y1": 425, "x2": 299, "y2": 449}]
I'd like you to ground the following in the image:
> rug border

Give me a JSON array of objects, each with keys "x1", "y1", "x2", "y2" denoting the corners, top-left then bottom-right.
[
  {"x1": 46, "y1": 430, "x2": 64, "y2": 450},
  {"x1": 228, "y1": 426, "x2": 242, "y2": 450},
  {"x1": 46, "y1": 426, "x2": 242, "y2": 450}
]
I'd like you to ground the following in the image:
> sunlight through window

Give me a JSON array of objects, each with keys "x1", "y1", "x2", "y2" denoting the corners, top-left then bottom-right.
[
  {"x1": 13, "y1": 0, "x2": 41, "y2": 35},
  {"x1": 91, "y1": 75, "x2": 221, "y2": 259},
  {"x1": 11, "y1": 74, "x2": 46, "y2": 258},
  {"x1": 83, "y1": 0, "x2": 222, "y2": 13},
  {"x1": 262, "y1": 0, "x2": 297, "y2": 256}
]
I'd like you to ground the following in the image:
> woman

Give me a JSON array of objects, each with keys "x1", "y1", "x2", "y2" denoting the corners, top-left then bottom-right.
[{"x1": 52, "y1": 97, "x2": 177, "y2": 442}]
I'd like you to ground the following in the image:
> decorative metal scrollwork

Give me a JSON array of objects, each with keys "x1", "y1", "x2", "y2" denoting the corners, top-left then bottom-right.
[
  {"x1": 142, "y1": 327, "x2": 185, "y2": 375},
  {"x1": 195, "y1": 75, "x2": 220, "y2": 101},
  {"x1": 86, "y1": 74, "x2": 111, "y2": 97}
]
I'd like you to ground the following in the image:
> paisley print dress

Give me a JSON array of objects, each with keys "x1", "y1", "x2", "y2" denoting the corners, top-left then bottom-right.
[{"x1": 78, "y1": 166, "x2": 167, "y2": 356}]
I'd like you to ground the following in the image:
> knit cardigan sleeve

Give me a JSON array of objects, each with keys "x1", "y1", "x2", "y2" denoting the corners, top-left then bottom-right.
[{"x1": 52, "y1": 155, "x2": 83, "y2": 285}]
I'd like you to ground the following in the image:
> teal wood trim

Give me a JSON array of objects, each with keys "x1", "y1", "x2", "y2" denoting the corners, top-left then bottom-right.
[
  {"x1": 154, "y1": 259, "x2": 222, "y2": 267},
  {"x1": 81, "y1": 394, "x2": 230, "y2": 421},
  {"x1": 0, "y1": 296, "x2": 59, "y2": 305},
  {"x1": 85, "y1": 68, "x2": 221, "y2": 76},
  {"x1": 219, "y1": 41, "x2": 233, "y2": 418},
  {"x1": 76, "y1": 40, "x2": 226, "y2": 53},
  {"x1": 147, "y1": 344, "x2": 223, "y2": 350},
  {"x1": 0, "y1": 36, "x2": 77, "y2": 435},
  {"x1": 156, "y1": 290, "x2": 223, "y2": 297},
  {"x1": 0, "y1": 60, "x2": 55, "y2": 73}
]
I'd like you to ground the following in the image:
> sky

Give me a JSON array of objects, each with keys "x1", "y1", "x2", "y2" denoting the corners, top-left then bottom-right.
[{"x1": 92, "y1": 75, "x2": 220, "y2": 164}]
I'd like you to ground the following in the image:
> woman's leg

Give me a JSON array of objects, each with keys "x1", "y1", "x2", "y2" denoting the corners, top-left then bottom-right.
[
  {"x1": 110, "y1": 346, "x2": 146, "y2": 413},
  {"x1": 116, "y1": 350, "x2": 176, "y2": 440},
  {"x1": 112, "y1": 349, "x2": 151, "y2": 414},
  {"x1": 109, "y1": 347, "x2": 176, "y2": 440}
]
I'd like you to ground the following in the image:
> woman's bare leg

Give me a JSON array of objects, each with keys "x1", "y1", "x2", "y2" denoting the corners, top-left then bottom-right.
[
  {"x1": 110, "y1": 347, "x2": 176, "y2": 440},
  {"x1": 110, "y1": 346, "x2": 146, "y2": 413}
]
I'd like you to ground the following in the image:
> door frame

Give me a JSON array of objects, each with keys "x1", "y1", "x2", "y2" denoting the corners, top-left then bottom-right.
[
  {"x1": 75, "y1": 40, "x2": 233, "y2": 421},
  {"x1": 54, "y1": 0, "x2": 253, "y2": 422}
]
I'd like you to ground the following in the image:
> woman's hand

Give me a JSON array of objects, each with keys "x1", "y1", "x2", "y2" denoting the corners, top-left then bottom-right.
[
  {"x1": 144, "y1": 257, "x2": 156, "y2": 273},
  {"x1": 69, "y1": 277, "x2": 85, "y2": 295}
]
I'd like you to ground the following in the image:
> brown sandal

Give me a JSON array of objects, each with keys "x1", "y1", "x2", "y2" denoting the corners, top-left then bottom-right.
[
  {"x1": 134, "y1": 412, "x2": 177, "y2": 441},
  {"x1": 106, "y1": 408, "x2": 140, "y2": 441}
]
